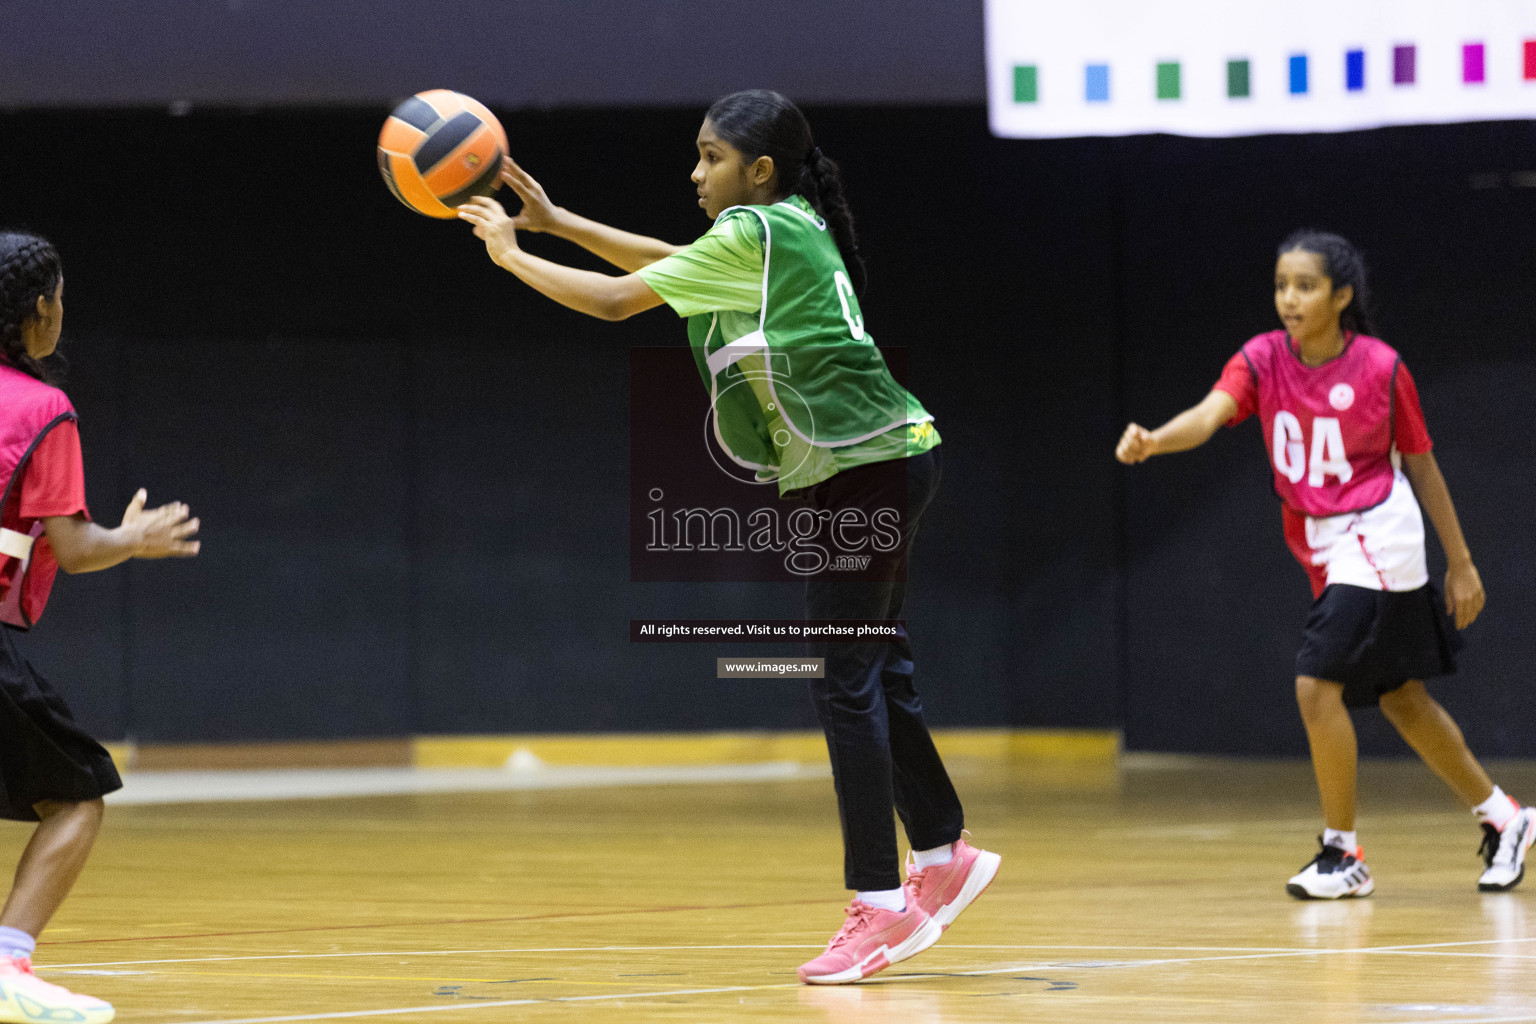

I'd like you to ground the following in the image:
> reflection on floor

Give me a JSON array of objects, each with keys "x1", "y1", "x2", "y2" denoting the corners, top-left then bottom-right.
[{"x1": 8, "y1": 754, "x2": 1536, "y2": 1023}]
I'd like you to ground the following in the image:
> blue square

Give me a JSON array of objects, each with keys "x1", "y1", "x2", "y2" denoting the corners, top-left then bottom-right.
[
  {"x1": 1345, "y1": 49, "x2": 1365, "y2": 91},
  {"x1": 1289, "y1": 54, "x2": 1309, "y2": 94},
  {"x1": 1085, "y1": 64, "x2": 1110, "y2": 102}
]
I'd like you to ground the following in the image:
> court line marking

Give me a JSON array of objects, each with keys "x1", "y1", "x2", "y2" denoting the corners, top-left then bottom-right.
[
  {"x1": 46, "y1": 947, "x2": 820, "y2": 969},
  {"x1": 35, "y1": 943, "x2": 1328, "y2": 969},
  {"x1": 162, "y1": 983, "x2": 798, "y2": 1024},
  {"x1": 158, "y1": 943, "x2": 1536, "y2": 1024},
  {"x1": 884, "y1": 936, "x2": 1536, "y2": 978},
  {"x1": 45, "y1": 935, "x2": 1536, "y2": 971},
  {"x1": 98, "y1": 937, "x2": 1536, "y2": 1024}
]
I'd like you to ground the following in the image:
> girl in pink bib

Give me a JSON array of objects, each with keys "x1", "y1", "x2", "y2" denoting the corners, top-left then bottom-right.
[{"x1": 1116, "y1": 231, "x2": 1532, "y2": 900}]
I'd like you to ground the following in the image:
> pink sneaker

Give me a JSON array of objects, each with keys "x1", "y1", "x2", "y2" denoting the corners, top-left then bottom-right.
[
  {"x1": 797, "y1": 896, "x2": 941, "y2": 985},
  {"x1": 905, "y1": 834, "x2": 1002, "y2": 932},
  {"x1": 0, "y1": 954, "x2": 115, "y2": 1024}
]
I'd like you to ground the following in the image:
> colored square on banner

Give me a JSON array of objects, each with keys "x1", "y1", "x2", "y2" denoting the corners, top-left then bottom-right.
[
  {"x1": 1086, "y1": 63, "x2": 1110, "y2": 102},
  {"x1": 1524, "y1": 40, "x2": 1536, "y2": 80},
  {"x1": 1346, "y1": 50, "x2": 1365, "y2": 91},
  {"x1": 1393, "y1": 45, "x2": 1416, "y2": 85},
  {"x1": 1463, "y1": 43, "x2": 1485, "y2": 84},
  {"x1": 1227, "y1": 59, "x2": 1251, "y2": 98},
  {"x1": 1157, "y1": 62, "x2": 1181, "y2": 100},
  {"x1": 1289, "y1": 54, "x2": 1308, "y2": 94},
  {"x1": 1014, "y1": 65, "x2": 1038, "y2": 103}
]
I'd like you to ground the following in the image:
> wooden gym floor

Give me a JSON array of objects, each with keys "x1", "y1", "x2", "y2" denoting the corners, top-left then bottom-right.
[{"x1": 8, "y1": 755, "x2": 1536, "y2": 1024}]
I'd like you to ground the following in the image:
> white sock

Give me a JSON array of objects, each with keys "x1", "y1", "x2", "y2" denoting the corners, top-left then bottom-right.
[
  {"x1": 0, "y1": 927, "x2": 34, "y2": 960},
  {"x1": 911, "y1": 843, "x2": 954, "y2": 869},
  {"x1": 1323, "y1": 828, "x2": 1357, "y2": 853},
  {"x1": 1474, "y1": 785, "x2": 1520, "y2": 830},
  {"x1": 855, "y1": 887, "x2": 906, "y2": 912}
]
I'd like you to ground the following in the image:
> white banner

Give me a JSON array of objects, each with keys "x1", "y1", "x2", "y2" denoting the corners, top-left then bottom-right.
[{"x1": 986, "y1": 0, "x2": 1536, "y2": 138}]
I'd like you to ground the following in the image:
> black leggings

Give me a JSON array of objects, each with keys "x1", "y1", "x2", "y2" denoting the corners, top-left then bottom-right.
[{"x1": 801, "y1": 448, "x2": 964, "y2": 891}]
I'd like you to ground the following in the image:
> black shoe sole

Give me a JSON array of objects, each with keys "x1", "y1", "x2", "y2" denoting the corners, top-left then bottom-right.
[{"x1": 1479, "y1": 865, "x2": 1526, "y2": 892}]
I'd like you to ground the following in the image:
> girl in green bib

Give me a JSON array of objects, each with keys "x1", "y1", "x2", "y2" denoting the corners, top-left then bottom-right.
[{"x1": 459, "y1": 89, "x2": 998, "y2": 985}]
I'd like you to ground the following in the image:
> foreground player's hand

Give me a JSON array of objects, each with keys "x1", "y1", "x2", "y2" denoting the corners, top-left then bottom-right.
[
  {"x1": 501, "y1": 157, "x2": 562, "y2": 234},
  {"x1": 1445, "y1": 560, "x2": 1485, "y2": 630},
  {"x1": 122, "y1": 489, "x2": 200, "y2": 559},
  {"x1": 458, "y1": 197, "x2": 520, "y2": 267},
  {"x1": 1115, "y1": 423, "x2": 1157, "y2": 464}
]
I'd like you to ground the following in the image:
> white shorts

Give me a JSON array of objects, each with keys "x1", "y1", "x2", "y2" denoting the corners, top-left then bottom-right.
[{"x1": 1303, "y1": 471, "x2": 1429, "y2": 593}]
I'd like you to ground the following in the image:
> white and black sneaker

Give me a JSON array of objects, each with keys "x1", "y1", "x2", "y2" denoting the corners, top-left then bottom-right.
[
  {"x1": 1478, "y1": 806, "x2": 1536, "y2": 892},
  {"x1": 1286, "y1": 838, "x2": 1374, "y2": 900}
]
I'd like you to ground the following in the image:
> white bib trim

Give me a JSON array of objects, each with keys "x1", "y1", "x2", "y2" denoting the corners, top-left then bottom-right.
[
  {"x1": 0, "y1": 528, "x2": 34, "y2": 561},
  {"x1": 1303, "y1": 471, "x2": 1429, "y2": 592}
]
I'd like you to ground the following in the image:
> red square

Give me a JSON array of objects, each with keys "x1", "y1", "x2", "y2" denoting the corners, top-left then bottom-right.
[{"x1": 1526, "y1": 40, "x2": 1536, "y2": 80}]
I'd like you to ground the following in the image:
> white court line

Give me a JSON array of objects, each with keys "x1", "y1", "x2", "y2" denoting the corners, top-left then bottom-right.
[
  {"x1": 93, "y1": 937, "x2": 1536, "y2": 1024},
  {"x1": 44, "y1": 936, "x2": 1536, "y2": 971},
  {"x1": 44, "y1": 946, "x2": 819, "y2": 969},
  {"x1": 902, "y1": 937, "x2": 1536, "y2": 977},
  {"x1": 164, "y1": 984, "x2": 793, "y2": 1024},
  {"x1": 39, "y1": 942, "x2": 1325, "y2": 969}
]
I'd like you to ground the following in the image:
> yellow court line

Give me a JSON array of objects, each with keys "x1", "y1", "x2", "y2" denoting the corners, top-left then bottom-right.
[{"x1": 106, "y1": 729, "x2": 1120, "y2": 773}]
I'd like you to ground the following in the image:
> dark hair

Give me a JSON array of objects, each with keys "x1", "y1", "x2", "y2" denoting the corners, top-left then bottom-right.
[
  {"x1": 1277, "y1": 230, "x2": 1375, "y2": 336},
  {"x1": 0, "y1": 231, "x2": 63, "y2": 384},
  {"x1": 705, "y1": 89, "x2": 866, "y2": 293}
]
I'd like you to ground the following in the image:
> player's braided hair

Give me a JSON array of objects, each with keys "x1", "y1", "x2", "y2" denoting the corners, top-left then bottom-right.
[
  {"x1": 0, "y1": 231, "x2": 63, "y2": 384},
  {"x1": 1278, "y1": 230, "x2": 1376, "y2": 336},
  {"x1": 705, "y1": 90, "x2": 867, "y2": 294}
]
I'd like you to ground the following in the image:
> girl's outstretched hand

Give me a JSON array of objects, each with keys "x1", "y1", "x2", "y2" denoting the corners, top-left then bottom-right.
[
  {"x1": 500, "y1": 157, "x2": 563, "y2": 234},
  {"x1": 458, "y1": 197, "x2": 520, "y2": 267},
  {"x1": 122, "y1": 489, "x2": 200, "y2": 559},
  {"x1": 1115, "y1": 423, "x2": 1157, "y2": 464},
  {"x1": 1445, "y1": 560, "x2": 1486, "y2": 630}
]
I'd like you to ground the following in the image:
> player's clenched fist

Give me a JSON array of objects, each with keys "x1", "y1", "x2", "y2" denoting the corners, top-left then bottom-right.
[{"x1": 1115, "y1": 423, "x2": 1157, "y2": 464}]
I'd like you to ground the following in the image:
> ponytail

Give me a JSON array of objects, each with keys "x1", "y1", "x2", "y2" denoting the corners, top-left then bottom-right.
[
  {"x1": 803, "y1": 147, "x2": 866, "y2": 295},
  {"x1": 704, "y1": 90, "x2": 867, "y2": 294},
  {"x1": 0, "y1": 231, "x2": 63, "y2": 384}
]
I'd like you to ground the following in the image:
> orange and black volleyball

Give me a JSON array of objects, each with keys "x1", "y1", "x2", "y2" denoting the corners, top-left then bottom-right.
[{"x1": 377, "y1": 90, "x2": 508, "y2": 218}]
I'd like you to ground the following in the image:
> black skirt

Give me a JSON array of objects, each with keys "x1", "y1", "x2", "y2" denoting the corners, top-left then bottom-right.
[
  {"x1": 1294, "y1": 583, "x2": 1463, "y2": 709},
  {"x1": 0, "y1": 626, "x2": 122, "y2": 822}
]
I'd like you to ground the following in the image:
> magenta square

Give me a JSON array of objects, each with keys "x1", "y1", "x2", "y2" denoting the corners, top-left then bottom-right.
[
  {"x1": 1463, "y1": 42, "x2": 1486, "y2": 84},
  {"x1": 1393, "y1": 45, "x2": 1415, "y2": 85}
]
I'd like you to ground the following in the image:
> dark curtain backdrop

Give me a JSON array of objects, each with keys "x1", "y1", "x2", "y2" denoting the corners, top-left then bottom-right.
[
  {"x1": 0, "y1": 0, "x2": 985, "y2": 107},
  {"x1": 1, "y1": 106, "x2": 1532, "y2": 753}
]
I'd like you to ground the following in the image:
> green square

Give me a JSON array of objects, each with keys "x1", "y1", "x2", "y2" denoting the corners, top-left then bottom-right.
[
  {"x1": 1014, "y1": 64, "x2": 1038, "y2": 103},
  {"x1": 1156, "y1": 62, "x2": 1181, "y2": 100},
  {"x1": 1227, "y1": 59, "x2": 1251, "y2": 98}
]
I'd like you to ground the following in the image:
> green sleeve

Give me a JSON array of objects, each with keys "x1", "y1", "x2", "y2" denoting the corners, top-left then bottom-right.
[{"x1": 637, "y1": 211, "x2": 764, "y2": 318}]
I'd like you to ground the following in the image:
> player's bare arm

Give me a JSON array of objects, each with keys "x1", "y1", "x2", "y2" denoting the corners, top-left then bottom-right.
[
  {"x1": 43, "y1": 489, "x2": 200, "y2": 575},
  {"x1": 1116, "y1": 389, "x2": 1237, "y2": 463},
  {"x1": 1401, "y1": 450, "x2": 1486, "y2": 629},
  {"x1": 499, "y1": 157, "x2": 685, "y2": 271},
  {"x1": 459, "y1": 196, "x2": 666, "y2": 321}
]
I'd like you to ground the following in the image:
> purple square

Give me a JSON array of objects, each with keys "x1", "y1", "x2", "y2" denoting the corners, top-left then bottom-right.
[
  {"x1": 1393, "y1": 45, "x2": 1416, "y2": 85},
  {"x1": 1463, "y1": 42, "x2": 1486, "y2": 84}
]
